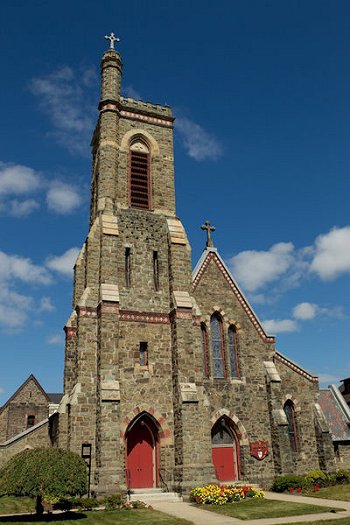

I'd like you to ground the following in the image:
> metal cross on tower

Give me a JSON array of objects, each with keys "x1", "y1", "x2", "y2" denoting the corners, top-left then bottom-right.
[
  {"x1": 201, "y1": 220, "x2": 216, "y2": 248},
  {"x1": 104, "y1": 32, "x2": 120, "y2": 50}
]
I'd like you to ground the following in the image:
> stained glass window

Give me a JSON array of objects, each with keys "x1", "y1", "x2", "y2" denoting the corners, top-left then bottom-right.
[
  {"x1": 211, "y1": 419, "x2": 233, "y2": 445},
  {"x1": 210, "y1": 314, "x2": 225, "y2": 378},
  {"x1": 228, "y1": 326, "x2": 238, "y2": 378},
  {"x1": 284, "y1": 401, "x2": 298, "y2": 453}
]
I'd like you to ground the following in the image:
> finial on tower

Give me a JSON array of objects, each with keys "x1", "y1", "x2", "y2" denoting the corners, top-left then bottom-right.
[
  {"x1": 104, "y1": 32, "x2": 120, "y2": 50},
  {"x1": 201, "y1": 220, "x2": 216, "y2": 248}
]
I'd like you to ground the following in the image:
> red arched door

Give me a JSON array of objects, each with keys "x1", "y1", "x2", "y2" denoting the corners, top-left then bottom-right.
[
  {"x1": 126, "y1": 415, "x2": 157, "y2": 488},
  {"x1": 211, "y1": 418, "x2": 240, "y2": 482}
]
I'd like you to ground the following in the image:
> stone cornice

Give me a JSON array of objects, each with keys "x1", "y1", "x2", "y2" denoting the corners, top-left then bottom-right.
[
  {"x1": 98, "y1": 99, "x2": 174, "y2": 127},
  {"x1": 120, "y1": 310, "x2": 170, "y2": 324}
]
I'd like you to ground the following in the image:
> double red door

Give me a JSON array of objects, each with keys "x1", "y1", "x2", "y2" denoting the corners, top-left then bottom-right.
[
  {"x1": 212, "y1": 445, "x2": 238, "y2": 481},
  {"x1": 127, "y1": 422, "x2": 155, "y2": 488}
]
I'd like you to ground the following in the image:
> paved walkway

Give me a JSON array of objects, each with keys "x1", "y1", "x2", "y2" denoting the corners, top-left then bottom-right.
[{"x1": 153, "y1": 491, "x2": 350, "y2": 525}]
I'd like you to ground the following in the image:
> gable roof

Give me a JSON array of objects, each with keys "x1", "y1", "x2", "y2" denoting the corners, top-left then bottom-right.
[
  {"x1": 274, "y1": 351, "x2": 318, "y2": 383},
  {"x1": 319, "y1": 385, "x2": 350, "y2": 441},
  {"x1": 192, "y1": 247, "x2": 275, "y2": 344},
  {"x1": 0, "y1": 374, "x2": 50, "y2": 414}
]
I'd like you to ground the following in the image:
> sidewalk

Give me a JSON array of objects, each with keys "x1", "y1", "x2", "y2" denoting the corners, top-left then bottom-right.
[{"x1": 153, "y1": 491, "x2": 350, "y2": 525}]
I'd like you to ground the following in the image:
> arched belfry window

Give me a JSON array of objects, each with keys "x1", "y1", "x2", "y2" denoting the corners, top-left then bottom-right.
[
  {"x1": 210, "y1": 314, "x2": 225, "y2": 378},
  {"x1": 228, "y1": 325, "x2": 239, "y2": 378},
  {"x1": 284, "y1": 400, "x2": 298, "y2": 453},
  {"x1": 129, "y1": 139, "x2": 150, "y2": 209},
  {"x1": 201, "y1": 323, "x2": 209, "y2": 378}
]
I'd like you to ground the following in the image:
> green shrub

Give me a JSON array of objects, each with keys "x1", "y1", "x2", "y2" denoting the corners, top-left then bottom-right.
[
  {"x1": 305, "y1": 470, "x2": 328, "y2": 488},
  {"x1": 103, "y1": 493, "x2": 126, "y2": 510},
  {"x1": 271, "y1": 474, "x2": 306, "y2": 492},
  {"x1": 328, "y1": 470, "x2": 350, "y2": 485}
]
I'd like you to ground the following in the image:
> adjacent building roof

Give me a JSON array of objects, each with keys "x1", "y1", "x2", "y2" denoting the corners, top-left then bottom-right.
[
  {"x1": 47, "y1": 393, "x2": 63, "y2": 404},
  {"x1": 319, "y1": 385, "x2": 350, "y2": 441}
]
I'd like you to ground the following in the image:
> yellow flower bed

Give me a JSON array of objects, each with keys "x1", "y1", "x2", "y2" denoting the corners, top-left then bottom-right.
[{"x1": 190, "y1": 484, "x2": 265, "y2": 505}]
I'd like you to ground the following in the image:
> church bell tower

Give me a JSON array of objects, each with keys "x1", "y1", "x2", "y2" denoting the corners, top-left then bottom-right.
[{"x1": 58, "y1": 35, "x2": 206, "y2": 493}]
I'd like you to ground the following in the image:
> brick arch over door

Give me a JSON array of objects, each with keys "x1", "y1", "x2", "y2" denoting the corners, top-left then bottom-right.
[
  {"x1": 120, "y1": 405, "x2": 173, "y2": 446},
  {"x1": 211, "y1": 409, "x2": 249, "y2": 446}
]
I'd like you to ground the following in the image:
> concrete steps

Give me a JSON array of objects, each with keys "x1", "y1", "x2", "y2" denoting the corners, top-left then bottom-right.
[{"x1": 129, "y1": 488, "x2": 182, "y2": 503}]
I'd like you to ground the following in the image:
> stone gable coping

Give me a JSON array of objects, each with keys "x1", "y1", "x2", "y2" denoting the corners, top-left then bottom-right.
[
  {"x1": 314, "y1": 402, "x2": 330, "y2": 433},
  {"x1": 101, "y1": 215, "x2": 119, "y2": 236},
  {"x1": 264, "y1": 361, "x2": 281, "y2": 383},
  {"x1": 100, "y1": 283, "x2": 120, "y2": 302},
  {"x1": 193, "y1": 249, "x2": 275, "y2": 344},
  {"x1": 275, "y1": 351, "x2": 318, "y2": 384},
  {"x1": 166, "y1": 218, "x2": 188, "y2": 245}
]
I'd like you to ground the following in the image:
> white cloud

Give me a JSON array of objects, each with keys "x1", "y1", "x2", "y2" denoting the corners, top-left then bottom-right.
[
  {"x1": 46, "y1": 247, "x2": 80, "y2": 276},
  {"x1": 311, "y1": 226, "x2": 350, "y2": 280},
  {"x1": 176, "y1": 117, "x2": 222, "y2": 161},
  {"x1": 123, "y1": 85, "x2": 142, "y2": 100},
  {"x1": 0, "y1": 251, "x2": 51, "y2": 285},
  {"x1": 7, "y1": 199, "x2": 40, "y2": 217},
  {"x1": 293, "y1": 302, "x2": 318, "y2": 320},
  {"x1": 0, "y1": 164, "x2": 41, "y2": 196},
  {"x1": 47, "y1": 334, "x2": 64, "y2": 345},
  {"x1": 39, "y1": 296, "x2": 55, "y2": 312},
  {"x1": 0, "y1": 286, "x2": 33, "y2": 330},
  {"x1": 30, "y1": 66, "x2": 97, "y2": 155},
  {"x1": 262, "y1": 319, "x2": 298, "y2": 334},
  {"x1": 230, "y1": 242, "x2": 295, "y2": 292},
  {"x1": 46, "y1": 182, "x2": 81, "y2": 214}
]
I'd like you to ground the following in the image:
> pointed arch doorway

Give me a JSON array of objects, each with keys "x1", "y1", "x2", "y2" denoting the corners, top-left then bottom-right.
[
  {"x1": 126, "y1": 413, "x2": 159, "y2": 489},
  {"x1": 211, "y1": 417, "x2": 240, "y2": 482}
]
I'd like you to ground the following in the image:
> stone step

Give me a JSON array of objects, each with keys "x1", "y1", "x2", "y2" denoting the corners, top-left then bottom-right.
[{"x1": 129, "y1": 491, "x2": 182, "y2": 503}]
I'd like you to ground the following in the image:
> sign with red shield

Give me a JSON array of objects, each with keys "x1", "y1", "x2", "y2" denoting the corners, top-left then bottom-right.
[{"x1": 250, "y1": 440, "x2": 269, "y2": 460}]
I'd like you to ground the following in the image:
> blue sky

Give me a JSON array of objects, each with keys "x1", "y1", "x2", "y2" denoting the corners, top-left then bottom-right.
[{"x1": 1, "y1": 0, "x2": 350, "y2": 400}]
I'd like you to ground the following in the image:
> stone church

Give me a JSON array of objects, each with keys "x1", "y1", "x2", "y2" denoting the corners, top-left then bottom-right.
[
  {"x1": 0, "y1": 39, "x2": 337, "y2": 492},
  {"x1": 51, "y1": 39, "x2": 335, "y2": 493}
]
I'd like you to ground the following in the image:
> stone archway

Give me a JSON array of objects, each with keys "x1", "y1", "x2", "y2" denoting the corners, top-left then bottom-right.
[
  {"x1": 125, "y1": 412, "x2": 159, "y2": 489},
  {"x1": 211, "y1": 416, "x2": 240, "y2": 482}
]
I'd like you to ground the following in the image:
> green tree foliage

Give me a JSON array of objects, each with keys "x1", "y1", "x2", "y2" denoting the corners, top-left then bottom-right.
[{"x1": 0, "y1": 448, "x2": 87, "y2": 503}]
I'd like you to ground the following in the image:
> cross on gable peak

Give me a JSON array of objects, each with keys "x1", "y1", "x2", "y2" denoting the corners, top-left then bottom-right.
[{"x1": 201, "y1": 220, "x2": 216, "y2": 248}]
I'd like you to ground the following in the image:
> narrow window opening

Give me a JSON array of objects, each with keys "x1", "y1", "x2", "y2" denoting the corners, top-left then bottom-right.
[
  {"x1": 27, "y1": 415, "x2": 35, "y2": 428},
  {"x1": 139, "y1": 342, "x2": 148, "y2": 366},
  {"x1": 284, "y1": 400, "x2": 298, "y2": 453},
  {"x1": 201, "y1": 323, "x2": 209, "y2": 378},
  {"x1": 153, "y1": 251, "x2": 160, "y2": 291},
  {"x1": 125, "y1": 247, "x2": 131, "y2": 288},
  {"x1": 228, "y1": 325, "x2": 239, "y2": 378}
]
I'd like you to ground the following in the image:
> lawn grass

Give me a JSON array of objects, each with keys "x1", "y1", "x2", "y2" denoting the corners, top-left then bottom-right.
[
  {"x1": 0, "y1": 509, "x2": 191, "y2": 525},
  {"x1": 197, "y1": 497, "x2": 344, "y2": 520},
  {"x1": 306, "y1": 485, "x2": 350, "y2": 502},
  {"x1": 0, "y1": 497, "x2": 35, "y2": 515}
]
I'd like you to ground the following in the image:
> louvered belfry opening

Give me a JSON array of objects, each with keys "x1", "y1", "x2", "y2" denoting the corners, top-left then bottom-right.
[{"x1": 129, "y1": 139, "x2": 150, "y2": 209}]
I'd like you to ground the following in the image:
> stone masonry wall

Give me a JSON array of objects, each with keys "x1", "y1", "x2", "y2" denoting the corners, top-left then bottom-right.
[{"x1": 0, "y1": 422, "x2": 50, "y2": 468}]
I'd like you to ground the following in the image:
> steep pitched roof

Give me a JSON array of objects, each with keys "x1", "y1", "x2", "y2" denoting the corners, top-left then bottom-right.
[
  {"x1": 274, "y1": 351, "x2": 318, "y2": 383},
  {"x1": 319, "y1": 385, "x2": 350, "y2": 441},
  {"x1": 192, "y1": 247, "x2": 275, "y2": 344},
  {"x1": 0, "y1": 374, "x2": 49, "y2": 414},
  {"x1": 46, "y1": 393, "x2": 63, "y2": 404}
]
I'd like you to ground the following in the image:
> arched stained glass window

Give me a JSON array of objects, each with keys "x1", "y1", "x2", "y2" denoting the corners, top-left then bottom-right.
[
  {"x1": 228, "y1": 325, "x2": 239, "y2": 378},
  {"x1": 210, "y1": 314, "x2": 225, "y2": 378},
  {"x1": 201, "y1": 323, "x2": 209, "y2": 378},
  {"x1": 129, "y1": 139, "x2": 150, "y2": 209},
  {"x1": 284, "y1": 400, "x2": 298, "y2": 453}
]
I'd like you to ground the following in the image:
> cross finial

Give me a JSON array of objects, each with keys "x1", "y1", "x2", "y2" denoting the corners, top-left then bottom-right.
[
  {"x1": 104, "y1": 32, "x2": 120, "y2": 50},
  {"x1": 201, "y1": 220, "x2": 216, "y2": 248}
]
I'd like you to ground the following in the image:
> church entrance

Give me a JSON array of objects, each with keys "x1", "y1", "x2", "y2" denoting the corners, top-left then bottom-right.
[
  {"x1": 126, "y1": 413, "x2": 159, "y2": 489},
  {"x1": 211, "y1": 417, "x2": 240, "y2": 482}
]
